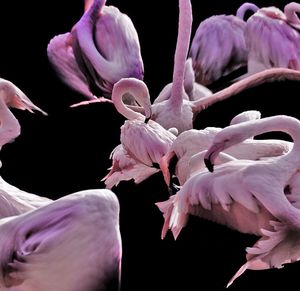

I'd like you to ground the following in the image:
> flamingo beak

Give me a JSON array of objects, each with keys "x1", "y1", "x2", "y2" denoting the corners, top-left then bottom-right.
[
  {"x1": 204, "y1": 156, "x2": 214, "y2": 173},
  {"x1": 204, "y1": 142, "x2": 224, "y2": 172}
]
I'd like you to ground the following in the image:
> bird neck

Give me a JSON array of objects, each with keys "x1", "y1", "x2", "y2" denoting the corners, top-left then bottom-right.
[
  {"x1": 170, "y1": 0, "x2": 192, "y2": 111},
  {"x1": 191, "y1": 68, "x2": 300, "y2": 112},
  {"x1": 236, "y1": 3, "x2": 259, "y2": 20},
  {"x1": 244, "y1": 116, "x2": 300, "y2": 162},
  {"x1": 112, "y1": 79, "x2": 150, "y2": 120},
  {"x1": 73, "y1": 0, "x2": 111, "y2": 83},
  {"x1": 285, "y1": 3, "x2": 300, "y2": 25}
]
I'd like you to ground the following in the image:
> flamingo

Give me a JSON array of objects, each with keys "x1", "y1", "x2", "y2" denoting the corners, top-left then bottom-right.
[
  {"x1": 0, "y1": 188, "x2": 122, "y2": 291},
  {"x1": 188, "y1": 67, "x2": 300, "y2": 117},
  {"x1": 243, "y1": 3, "x2": 300, "y2": 76},
  {"x1": 110, "y1": 78, "x2": 177, "y2": 186},
  {"x1": 0, "y1": 78, "x2": 51, "y2": 218},
  {"x1": 47, "y1": 0, "x2": 144, "y2": 103},
  {"x1": 70, "y1": 2, "x2": 300, "y2": 134},
  {"x1": 147, "y1": 0, "x2": 205, "y2": 133},
  {"x1": 71, "y1": 0, "x2": 212, "y2": 117},
  {"x1": 160, "y1": 110, "x2": 291, "y2": 186},
  {"x1": 123, "y1": 0, "x2": 208, "y2": 133},
  {"x1": 0, "y1": 78, "x2": 47, "y2": 150},
  {"x1": 189, "y1": 2, "x2": 259, "y2": 86},
  {"x1": 102, "y1": 125, "x2": 178, "y2": 188},
  {"x1": 156, "y1": 115, "x2": 300, "y2": 286}
]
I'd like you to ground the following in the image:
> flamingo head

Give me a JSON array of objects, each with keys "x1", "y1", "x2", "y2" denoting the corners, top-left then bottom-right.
[{"x1": 204, "y1": 122, "x2": 252, "y2": 172}]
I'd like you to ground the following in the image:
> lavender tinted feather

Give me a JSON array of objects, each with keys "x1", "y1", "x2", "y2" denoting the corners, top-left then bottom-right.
[
  {"x1": 246, "y1": 6, "x2": 300, "y2": 73},
  {"x1": 48, "y1": 0, "x2": 143, "y2": 101},
  {"x1": 189, "y1": 14, "x2": 248, "y2": 85}
]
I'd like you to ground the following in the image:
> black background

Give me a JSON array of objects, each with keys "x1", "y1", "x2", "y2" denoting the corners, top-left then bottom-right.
[{"x1": 0, "y1": 0, "x2": 299, "y2": 290}]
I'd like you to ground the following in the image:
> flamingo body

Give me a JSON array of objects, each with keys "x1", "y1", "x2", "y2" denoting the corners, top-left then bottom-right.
[
  {"x1": 0, "y1": 189, "x2": 121, "y2": 291},
  {"x1": 189, "y1": 14, "x2": 248, "y2": 85},
  {"x1": 158, "y1": 115, "x2": 300, "y2": 286},
  {"x1": 246, "y1": 6, "x2": 300, "y2": 74},
  {"x1": 47, "y1": 0, "x2": 143, "y2": 101}
]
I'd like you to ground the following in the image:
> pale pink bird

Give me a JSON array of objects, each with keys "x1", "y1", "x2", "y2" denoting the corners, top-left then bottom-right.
[
  {"x1": 188, "y1": 3, "x2": 259, "y2": 86},
  {"x1": 0, "y1": 78, "x2": 47, "y2": 149},
  {"x1": 160, "y1": 110, "x2": 291, "y2": 186},
  {"x1": 71, "y1": 0, "x2": 212, "y2": 114},
  {"x1": 157, "y1": 115, "x2": 300, "y2": 286},
  {"x1": 0, "y1": 189, "x2": 122, "y2": 291},
  {"x1": 110, "y1": 78, "x2": 177, "y2": 185},
  {"x1": 244, "y1": 3, "x2": 300, "y2": 76},
  {"x1": 149, "y1": 0, "x2": 225, "y2": 133},
  {"x1": 47, "y1": 0, "x2": 143, "y2": 103}
]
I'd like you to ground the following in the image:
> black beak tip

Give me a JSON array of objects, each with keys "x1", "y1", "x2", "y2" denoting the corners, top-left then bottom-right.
[
  {"x1": 204, "y1": 158, "x2": 214, "y2": 173},
  {"x1": 144, "y1": 116, "x2": 150, "y2": 123}
]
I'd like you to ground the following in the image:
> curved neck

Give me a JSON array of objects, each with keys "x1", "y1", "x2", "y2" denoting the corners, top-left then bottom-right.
[
  {"x1": 236, "y1": 2, "x2": 259, "y2": 20},
  {"x1": 73, "y1": 0, "x2": 111, "y2": 77},
  {"x1": 0, "y1": 95, "x2": 21, "y2": 150},
  {"x1": 112, "y1": 78, "x2": 151, "y2": 120},
  {"x1": 284, "y1": 2, "x2": 300, "y2": 25},
  {"x1": 233, "y1": 115, "x2": 300, "y2": 158},
  {"x1": 192, "y1": 68, "x2": 300, "y2": 112},
  {"x1": 170, "y1": 0, "x2": 192, "y2": 111}
]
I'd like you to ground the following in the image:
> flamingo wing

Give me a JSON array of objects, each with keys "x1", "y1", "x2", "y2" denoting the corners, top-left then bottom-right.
[
  {"x1": 228, "y1": 221, "x2": 300, "y2": 287},
  {"x1": 189, "y1": 15, "x2": 247, "y2": 85},
  {"x1": 121, "y1": 120, "x2": 176, "y2": 167},
  {"x1": 47, "y1": 33, "x2": 94, "y2": 99},
  {"x1": 0, "y1": 190, "x2": 122, "y2": 291},
  {"x1": 102, "y1": 144, "x2": 159, "y2": 188}
]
